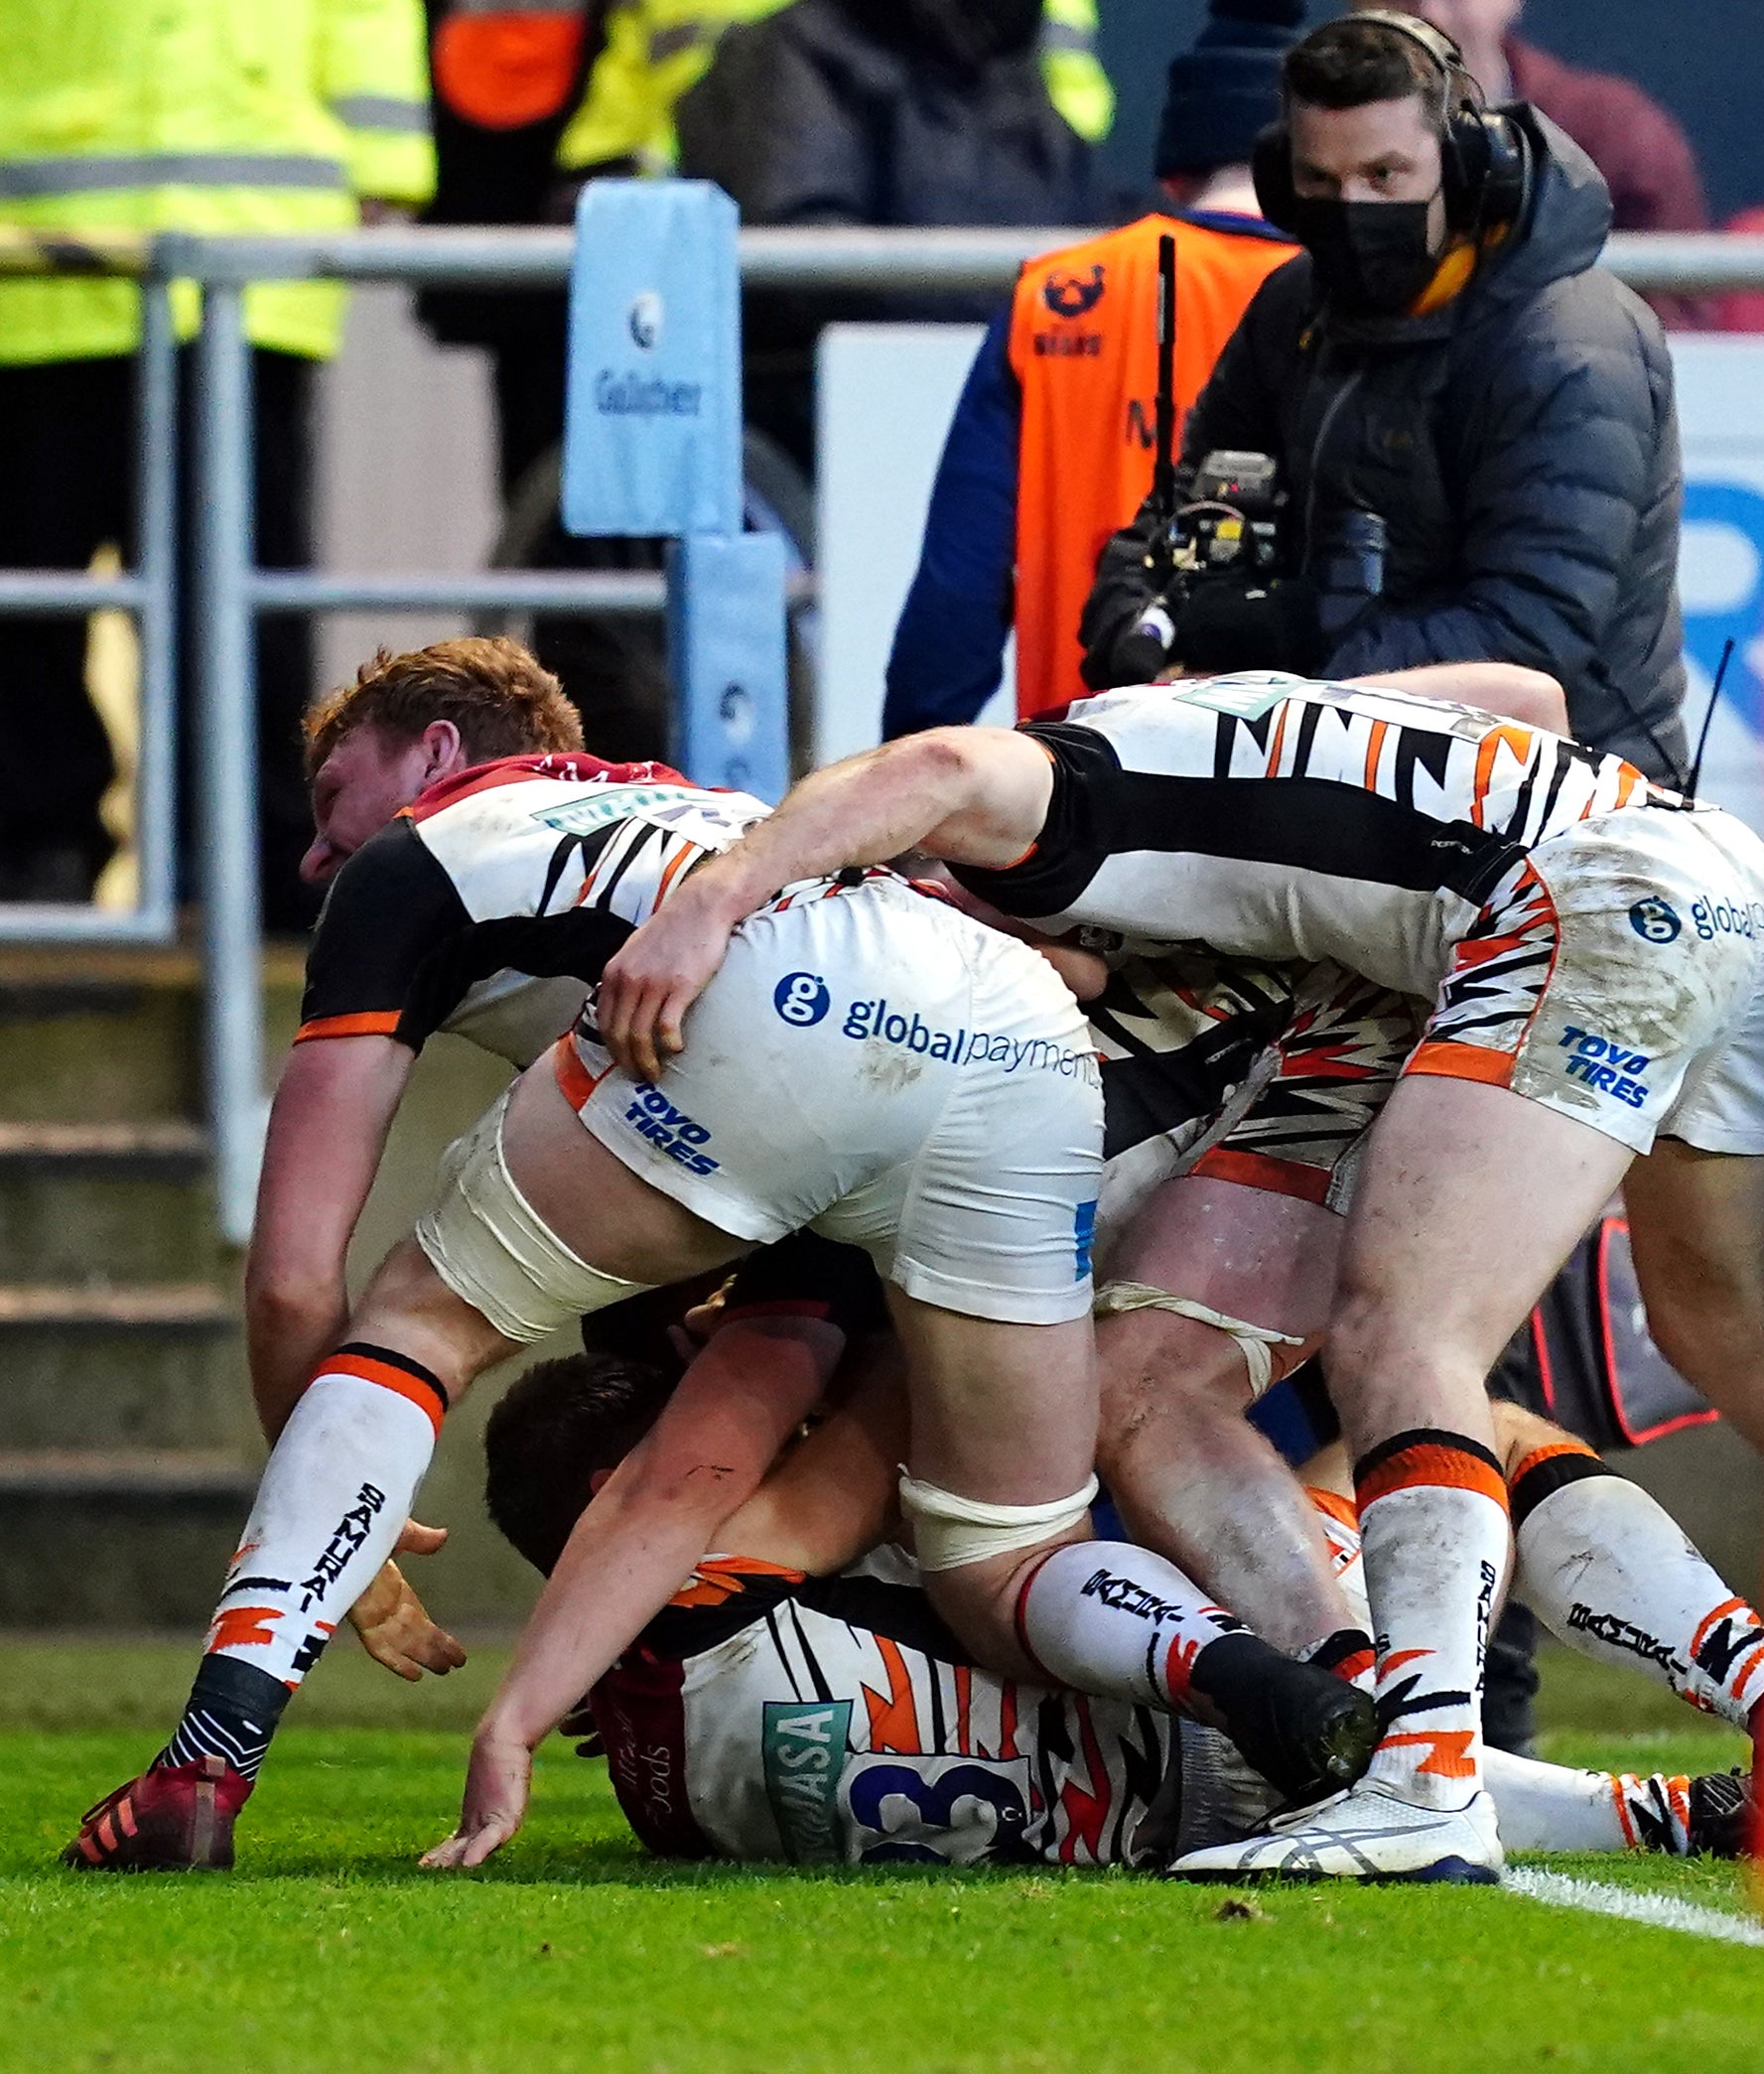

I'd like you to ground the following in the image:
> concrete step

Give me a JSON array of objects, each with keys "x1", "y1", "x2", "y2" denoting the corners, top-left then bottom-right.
[
  {"x1": 0, "y1": 1448, "x2": 257, "y2": 1502},
  {"x1": 0, "y1": 1118, "x2": 207, "y2": 1173},
  {"x1": 0, "y1": 1283, "x2": 234, "y2": 1332}
]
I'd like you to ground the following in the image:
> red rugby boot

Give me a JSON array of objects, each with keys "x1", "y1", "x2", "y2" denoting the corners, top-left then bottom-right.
[{"x1": 62, "y1": 1754, "x2": 252, "y2": 1871}]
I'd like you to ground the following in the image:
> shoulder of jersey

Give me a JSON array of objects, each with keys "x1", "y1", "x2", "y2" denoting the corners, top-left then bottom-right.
[{"x1": 401, "y1": 753, "x2": 695, "y2": 825}]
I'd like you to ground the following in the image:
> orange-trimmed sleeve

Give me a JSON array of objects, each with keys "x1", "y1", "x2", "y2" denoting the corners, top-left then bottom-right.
[{"x1": 294, "y1": 1010, "x2": 403, "y2": 1044}]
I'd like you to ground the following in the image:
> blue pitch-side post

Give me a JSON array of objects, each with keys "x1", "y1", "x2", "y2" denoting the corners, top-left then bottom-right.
[{"x1": 563, "y1": 180, "x2": 789, "y2": 800}]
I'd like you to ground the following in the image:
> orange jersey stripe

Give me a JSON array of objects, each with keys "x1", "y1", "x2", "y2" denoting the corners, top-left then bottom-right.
[
  {"x1": 552, "y1": 1034, "x2": 612, "y2": 1114},
  {"x1": 1363, "y1": 718, "x2": 1389, "y2": 791},
  {"x1": 1405, "y1": 1037, "x2": 1516, "y2": 1088},
  {"x1": 294, "y1": 1010, "x2": 402, "y2": 1043},
  {"x1": 322, "y1": 1349, "x2": 446, "y2": 1437},
  {"x1": 1305, "y1": 1486, "x2": 1360, "y2": 1532},
  {"x1": 1190, "y1": 1143, "x2": 1332, "y2": 1205},
  {"x1": 1358, "y1": 1442, "x2": 1509, "y2": 1513}
]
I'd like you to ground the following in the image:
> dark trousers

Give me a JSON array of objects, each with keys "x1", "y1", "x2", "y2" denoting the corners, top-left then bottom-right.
[{"x1": 0, "y1": 349, "x2": 321, "y2": 930}]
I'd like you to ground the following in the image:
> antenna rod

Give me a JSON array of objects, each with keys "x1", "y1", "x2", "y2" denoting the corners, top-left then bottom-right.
[{"x1": 1152, "y1": 232, "x2": 1177, "y2": 522}]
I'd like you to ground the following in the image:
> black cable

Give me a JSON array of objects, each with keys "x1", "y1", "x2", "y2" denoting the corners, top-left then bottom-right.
[{"x1": 1685, "y1": 637, "x2": 1735, "y2": 802}]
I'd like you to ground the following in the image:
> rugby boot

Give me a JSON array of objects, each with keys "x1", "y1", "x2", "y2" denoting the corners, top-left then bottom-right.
[
  {"x1": 1186, "y1": 1632, "x2": 1377, "y2": 1808},
  {"x1": 62, "y1": 1754, "x2": 252, "y2": 1871},
  {"x1": 1688, "y1": 1768, "x2": 1755, "y2": 1860},
  {"x1": 1170, "y1": 1778, "x2": 1504, "y2": 1884}
]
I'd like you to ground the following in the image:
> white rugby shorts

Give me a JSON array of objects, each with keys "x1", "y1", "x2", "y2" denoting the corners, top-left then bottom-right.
[
  {"x1": 568, "y1": 872, "x2": 1104, "y2": 1324},
  {"x1": 1409, "y1": 804, "x2": 1764, "y2": 1156}
]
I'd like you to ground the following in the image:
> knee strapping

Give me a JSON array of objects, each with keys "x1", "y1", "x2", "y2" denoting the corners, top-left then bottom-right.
[
  {"x1": 897, "y1": 1472, "x2": 1099, "y2": 1573},
  {"x1": 1094, "y1": 1279, "x2": 1303, "y2": 1401},
  {"x1": 415, "y1": 1090, "x2": 654, "y2": 1344}
]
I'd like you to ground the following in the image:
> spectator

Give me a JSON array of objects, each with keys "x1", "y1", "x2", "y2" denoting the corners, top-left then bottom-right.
[
  {"x1": 1082, "y1": 11, "x2": 1690, "y2": 786},
  {"x1": 885, "y1": 0, "x2": 1306, "y2": 738},
  {"x1": 675, "y1": 0, "x2": 1130, "y2": 477},
  {"x1": 0, "y1": 0, "x2": 434, "y2": 922}
]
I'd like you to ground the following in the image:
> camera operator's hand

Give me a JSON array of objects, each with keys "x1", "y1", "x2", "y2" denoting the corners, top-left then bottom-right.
[
  {"x1": 1175, "y1": 573, "x2": 1324, "y2": 677},
  {"x1": 1079, "y1": 512, "x2": 1175, "y2": 690}
]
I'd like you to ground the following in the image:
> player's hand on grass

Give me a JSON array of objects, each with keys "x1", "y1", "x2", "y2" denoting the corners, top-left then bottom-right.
[
  {"x1": 420, "y1": 1722, "x2": 532, "y2": 1868},
  {"x1": 347, "y1": 1523, "x2": 468, "y2": 1681},
  {"x1": 597, "y1": 878, "x2": 746, "y2": 1082}
]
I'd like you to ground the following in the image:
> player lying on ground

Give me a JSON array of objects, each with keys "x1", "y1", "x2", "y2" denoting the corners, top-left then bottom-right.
[
  {"x1": 597, "y1": 667, "x2": 1764, "y2": 1883},
  {"x1": 67, "y1": 671, "x2": 1377, "y2": 1871},
  {"x1": 470, "y1": 1345, "x2": 1755, "y2": 1867}
]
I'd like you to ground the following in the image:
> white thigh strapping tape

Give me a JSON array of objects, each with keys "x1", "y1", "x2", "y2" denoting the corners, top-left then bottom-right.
[
  {"x1": 896, "y1": 1471, "x2": 1100, "y2": 1573},
  {"x1": 415, "y1": 1089, "x2": 655, "y2": 1344},
  {"x1": 1093, "y1": 1279, "x2": 1303, "y2": 1401}
]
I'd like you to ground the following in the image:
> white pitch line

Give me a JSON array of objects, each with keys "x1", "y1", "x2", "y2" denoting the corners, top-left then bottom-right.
[{"x1": 1504, "y1": 1866, "x2": 1764, "y2": 1947}]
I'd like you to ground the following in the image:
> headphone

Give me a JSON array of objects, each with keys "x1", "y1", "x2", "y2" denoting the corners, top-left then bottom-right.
[{"x1": 1252, "y1": 10, "x2": 1528, "y2": 238}]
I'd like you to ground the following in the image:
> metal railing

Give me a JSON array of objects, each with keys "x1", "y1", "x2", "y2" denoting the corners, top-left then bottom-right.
[{"x1": 4, "y1": 223, "x2": 1764, "y2": 1244}]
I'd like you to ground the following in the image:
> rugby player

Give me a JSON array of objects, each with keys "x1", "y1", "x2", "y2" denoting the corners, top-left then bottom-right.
[
  {"x1": 596, "y1": 667, "x2": 1764, "y2": 1881},
  {"x1": 68, "y1": 647, "x2": 1379, "y2": 1872},
  {"x1": 471, "y1": 1343, "x2": 1756, "y2": 1869}
]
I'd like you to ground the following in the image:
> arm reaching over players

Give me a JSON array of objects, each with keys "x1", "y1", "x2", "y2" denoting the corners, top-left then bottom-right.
[
  {"x1": 598, "y1": 728, "x2": 1056, "y2": 1080},
  {"x1": 421, "y1": 1309, "x2": 847, "y2": 1868}
]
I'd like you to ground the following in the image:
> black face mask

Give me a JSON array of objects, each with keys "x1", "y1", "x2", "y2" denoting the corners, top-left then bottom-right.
[{"x1": 1288, "y1": 197, "x2": 1442, "y2": 316}]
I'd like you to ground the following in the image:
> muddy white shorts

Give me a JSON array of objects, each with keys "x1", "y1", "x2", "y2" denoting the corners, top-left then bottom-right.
[
  {"x1": 565, "y1": 871, "x2": 1104, "y2": 1324},
  {"x1": 1408, "y1": 804, "x2": 1764, "y2": 1156}
]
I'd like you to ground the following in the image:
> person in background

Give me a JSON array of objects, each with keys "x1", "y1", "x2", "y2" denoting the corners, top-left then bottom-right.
[
  {"x1": 0, "y1": 0, "x2": 434, "y2": 922},
  {"x1": 1348, "y1": 0, "x2": 1707, "y2": 328},
  {"x1": 674, "y1": 0, "x2": 1124, "y2": 482},
  {"x1": 884, "y1": 0, "x2": 1307, "y2": 740}
]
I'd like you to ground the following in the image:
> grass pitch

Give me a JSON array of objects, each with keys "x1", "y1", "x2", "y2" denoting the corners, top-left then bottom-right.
[{"x1": 2, "y1": 1639, "x2": 1759, "y2": 2074}]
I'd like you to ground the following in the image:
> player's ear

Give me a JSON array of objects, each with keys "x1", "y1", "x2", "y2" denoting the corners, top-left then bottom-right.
[{"x1": 420, "y1": 719, "x2": 467, "y2": 778}]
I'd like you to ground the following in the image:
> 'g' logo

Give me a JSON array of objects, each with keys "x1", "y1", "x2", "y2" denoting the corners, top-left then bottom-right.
[
  {"x1": 773, "y1": 972, "x2": 831, "y2": 1027},
  {"x1": 1629, "y1": 898, "x2": 1682, "y2": 943}
]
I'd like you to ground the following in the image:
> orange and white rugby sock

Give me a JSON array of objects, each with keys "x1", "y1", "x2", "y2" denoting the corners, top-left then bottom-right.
[
  {"x1": 1510, "y1": 1440, "x2": 1764, "y2": 1729},
  {"x1": 1014, "y1": 1541, "x2": 1250, "y2": 1710},
  {"x1": 158, "y1": 1344, "x2": 446, "y2": 1780},
  {"x1": 1356, "y1": 1429, "x2": 1511, "y2": 1811},
  {"x1": 1482, "y1": 1747, "x2": 1697, "y2": 1856}
]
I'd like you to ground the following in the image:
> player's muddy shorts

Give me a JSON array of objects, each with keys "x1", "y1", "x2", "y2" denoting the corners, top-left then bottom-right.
[
  {"x1": 564, "y1": 871, "x2": 1104, "y2": 1325},
  {"x1": 1409, "y1": 806, "x2": 1764, "y2": 1156}
]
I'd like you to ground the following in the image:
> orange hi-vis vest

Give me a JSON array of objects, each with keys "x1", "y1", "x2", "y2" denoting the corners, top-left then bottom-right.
[{"x1": 1007, "y1": 212, "x2": 1297, "y2": 719}]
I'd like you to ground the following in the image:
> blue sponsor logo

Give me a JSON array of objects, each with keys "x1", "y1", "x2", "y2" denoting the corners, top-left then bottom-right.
[
  {"x1": 1628, "y1": 898, "x2": 1681, "y2": 943},
  {"x1": 773, "y1": 971, "x2": 831, "y2": 1028},
  {"x1": 1559, "y1": 1027, "x2": 1651, "y2": 1110},
  {"x1": 1691, "y1": 892, "x2": 1764, "y2": 942},
  {"x1": 1074, "y1": 1198, "x2": 1097, "y2": 1281},
  {"x1": 622, "y1": 1082, "x2": 720, "y2": 1175},
  {"x1": 840, "y1": 996, "x2": 1097, "y2": 1080}
]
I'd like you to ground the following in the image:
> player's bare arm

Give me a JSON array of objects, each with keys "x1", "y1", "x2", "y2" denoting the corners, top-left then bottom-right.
[
  {"x1": 1342, "y1": 662, "x2": 1569, "y2": 733},
  {"x1": 598, "y1": 728, "x2": 1055, "y2": 1080},
  {"x1": 421, "y1": 1310, "x2": 847, "y2": 1868},
  {"x1": 245, "y1": 1034, "x2": 414, "y2": 1440}
]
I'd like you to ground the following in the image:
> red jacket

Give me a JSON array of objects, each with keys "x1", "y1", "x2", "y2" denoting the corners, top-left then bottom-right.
[{"x1": 1507, "y1": 37, "x2": 1706, "y2": 234}]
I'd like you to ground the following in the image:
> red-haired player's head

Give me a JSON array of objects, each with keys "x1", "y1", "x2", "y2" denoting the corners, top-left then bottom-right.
[{"x1": 300, "y1": 637, "x2": 584, "y2": 885}]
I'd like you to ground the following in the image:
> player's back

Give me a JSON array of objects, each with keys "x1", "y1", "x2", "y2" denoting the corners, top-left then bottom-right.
[
  {"x1": 592, "y1": 1546, "x2": 1174, "y2": 1867},
  {"x1": 297, "y1": 755, "x2": 769, "y2": 1067},
  {"x1": 961, "y1": 673, "x2": 1682, "y2": 999}
]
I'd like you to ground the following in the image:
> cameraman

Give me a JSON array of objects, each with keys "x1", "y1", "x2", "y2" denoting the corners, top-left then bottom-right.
[{"x1": 1082, "y1": 9, "x2": 1688, "y2": 786}]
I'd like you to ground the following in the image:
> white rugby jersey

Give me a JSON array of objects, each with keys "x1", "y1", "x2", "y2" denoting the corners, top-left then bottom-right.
[
  {"x1": 298, "y1": 755, "x2": 769, "y2": 1063},
  {"x1": 590, "y1": 1546, "x2": 1193, "y2": 1868},
  {"x1": 953, "y1": 674, "x2": 1686, "y2": 1001}
]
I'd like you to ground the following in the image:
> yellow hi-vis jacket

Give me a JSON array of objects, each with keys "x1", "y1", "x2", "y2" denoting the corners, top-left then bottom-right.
[
  {"x1": 558, "y1": 0, "x2": 1114, "y2": 177},
  {"x1": 0, "y1": 0, "x2": 435, "y2": 364}
]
